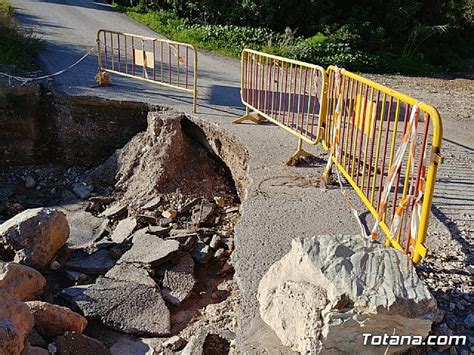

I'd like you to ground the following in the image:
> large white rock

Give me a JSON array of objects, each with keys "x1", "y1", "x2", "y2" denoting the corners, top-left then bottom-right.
[{"x1": 258, "y1": 235, "x2": 436, "y2": 354}]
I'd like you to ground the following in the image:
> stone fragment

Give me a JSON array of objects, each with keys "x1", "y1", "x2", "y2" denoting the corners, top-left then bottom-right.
[
  {"x1": 105, "y1": 263, "x2": 156, "y2": 287},
  {"x1": 60, "y1": 278, "x2": 170, "y2": 336},
  {"x1": 110, "y1": 217, "x2": 137, "y2": 243},
  {"x1": 0, "y1": 208, "x2": 69, "y2": 269},
  {"x1": 465, "y1": 314, "x2": 474, "y2": 330},
  {"x1": 161, "y1": 253, "x2": 196, "y2": 305},
  {"x1": 55, "y1": 331, "x2": 111, "y2": 355},
  {"x1": 63, "y1": 210, "x2": 105, "y2": 250},
  {"x1": 25, "y1": 176, "x2": 36, "y2": 189},
  {"x1": 141, "y1": 196, "x2": 162, "y2": 211},
  {"x1": 467, "y1": 265, "x2": 474, "y2": 275},
  {"x1": 162, "y1": 210, "x2": 177, "y2": 219},
  {"x1": 64, "y1": 270, "x2": 87, "y2": 283},
  {"x1": 49, "y1": 260, "x2": 61, "y2": 270},
  {"x1": 258, "y1": 235, "x2": 437, "y2": 354},
  {"x1": 178, "y1": 198, "x2": 200, "y2": 214},
  {"x1": 21, "y1": 345, "x2": 49, "y2": 355},
  {"x1": 72, "y1": 183, "x2": 93, "y2": 199},
  {"x1": 213, "y1": 196, "x2": 225, "y2": 207},
  {"x1": 109, "y1": 338, "x2": 163, "y2": 355},
  {"x1": 99, "y1": 204, "x2": 127, "y2": 219},
  {"x1": 191, "y1": 241, "x2": 212, "y2": 264},
  {"x1": 26, "y1": 301, "x2": 87, "y2": 337},
  {"x1": 65, "y1": 249, "x2": 116, "y2": 275},
  {"x1": 181, "y1": 329, "x2": 208, "y2": 355},
  {"x1": 0, "y1": 262, "x2": 46, "y2": 301},
  {"x1": 163, "y1": 336, "x2": 186, "y2": 351},
  {"x1": 118, "y1": 230, "x2": 179, "y2": 265},
  {"x1": 0, "y1": 292, "x2": 33, "y2": 355},
  {"x1": 209, "y1": 235, "x2": 221, "y2": 249},
  {"x1": 147, "y1": 225, "x2": 172, "y2": 236},
  {"x1": 28, "y1": 328, "x2": 47, "y2": 348},
  {"x1": 191, "y1": 201, "x2": 216, "y2": 226}
]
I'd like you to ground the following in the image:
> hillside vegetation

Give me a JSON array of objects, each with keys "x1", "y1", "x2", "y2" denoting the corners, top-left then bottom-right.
[{"x1": 115, "y1": 0, "x2": 474, "y2": 74}]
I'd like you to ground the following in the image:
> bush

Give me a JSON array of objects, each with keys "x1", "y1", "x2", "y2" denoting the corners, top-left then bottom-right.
[
  {"x1": 0, "y1": 0, "x2": 41, "y2": 72},
  {"x1": 116, "y1": 0, "x2": 472, "y2": 73}
]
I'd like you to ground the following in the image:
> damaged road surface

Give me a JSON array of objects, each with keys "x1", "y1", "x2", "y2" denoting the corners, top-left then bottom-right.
[{"x1": 0, "y1": 110, "x2": 243, "y2": 354}]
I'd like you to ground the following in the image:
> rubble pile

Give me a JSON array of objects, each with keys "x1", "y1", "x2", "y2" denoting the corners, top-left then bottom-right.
[{"x1": 0, "y1": 111, "x2": 241, "y2": 354}]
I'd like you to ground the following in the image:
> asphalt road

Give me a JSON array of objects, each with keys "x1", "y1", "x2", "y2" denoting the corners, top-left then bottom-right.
[
  {"x1": 12, "y1": 0, "x2": 244, "y2": 118},
  {"x1": 11, "y1": 0, "x2": 456, "y2": 353}
]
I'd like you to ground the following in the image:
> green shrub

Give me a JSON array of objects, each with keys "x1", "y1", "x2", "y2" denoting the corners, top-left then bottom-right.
[{"x1": 0, "y1": 0, "x2": 41, "y2": 73}]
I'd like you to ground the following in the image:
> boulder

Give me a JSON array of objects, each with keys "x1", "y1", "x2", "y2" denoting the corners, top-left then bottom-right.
[
  {"x1": 0, "y1": 292, "x2": 34, "y2": 355},
  {"x1": 258, "y1": 235, "x2": 437, "y2": 354},
  {"x1": 60, "y1": 277, "x2": 170, "y2": 336},
  {"x1": 0, "y1": 262, "x2": 46, "y2": 301},
  {"x1": 118, "y1": 229, "x2": 179, "y2": 265},
  {"x1": 161, "y1": 253, "x2": 196, "y2": 305},
  {"x1": 55, "y1": 332, "x2": 111, "y2": 355},
  {"x1": 0, "y1": 208, "x2": 69, "y2": 269},
  {"x1": 26, "y1": 301, "x2": 87, "y2": 337}
]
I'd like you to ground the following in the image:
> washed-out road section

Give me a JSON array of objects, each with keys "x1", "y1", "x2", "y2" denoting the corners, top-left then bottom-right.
[{"x1": 11, "y1": 0, "x2": 467, "y2": 352}]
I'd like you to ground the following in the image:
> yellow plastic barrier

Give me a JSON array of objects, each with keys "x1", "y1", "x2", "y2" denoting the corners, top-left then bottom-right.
[
  {"x1": 236, "y1": 49, "x2": 444, "y2": 263},
  {"x1": 322, "y1": 66, "x2": 443, "y2": 263},
  {"x1": 235, "y1": 49, "x2": 327, "y2": 162},
  {"x1": 96, "y1": 29, "x2": 198, "y2": 113}
]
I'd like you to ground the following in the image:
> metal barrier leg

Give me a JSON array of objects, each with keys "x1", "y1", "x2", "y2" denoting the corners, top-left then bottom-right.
[
  {"x1": 233, "y1": 106, "x2": 265, "y2": 124},
  {"x1": 286, "y1": 138, "x2": 313, "y2": 166}
]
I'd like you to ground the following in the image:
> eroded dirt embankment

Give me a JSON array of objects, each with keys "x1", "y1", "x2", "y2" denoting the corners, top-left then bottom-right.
[{"x1": 0, "y1": 83, "x2": 249, "y2": 354}]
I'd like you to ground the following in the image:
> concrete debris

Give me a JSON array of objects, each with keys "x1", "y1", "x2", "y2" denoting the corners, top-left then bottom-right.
[
  {"x1": 118, "y1": 230, "x2": 179, "y2": 266},
  {"x1": 0, "y1": 208, "x2": 69, "y2": 269},
  {"x1": 178, "y1": 198, "x2": 201, "y2": 214},
  {"x1": 258, "y1": 235, "x2": 437, "y2": 354},
  {"x1": 141, "y1": 196, "x2": 162, "y2": 211},
  {"x1": 54, "y1": 331, "x2": 111, "y2": 355},
  {"x1": 105, "y1": 263, "x2": 156, "y2": 287},
  {"x1": 63, "y1": 210, "x2": 105, "y2": 250},
  {"x1": 161, "y1": 253, "x2": 196, "y2": 305},
  {"x1": 147, "y1": 225, "x2": 172, "y2": 236},
  {"x1": 99, "y1": 204, "x2": 127, "y2": 219},
  {"x1": 191, "y1": 201, "x2": 216, "y2": 226},
  {"x1": 60, "y1": 277, "x2": 170, "y2": 336},
  {"x1": 65, "y1": 249, "x2": 116, "y2": 275},
  {"x1": 110, "y1": 217, "x2": 137, "y2": 243}
]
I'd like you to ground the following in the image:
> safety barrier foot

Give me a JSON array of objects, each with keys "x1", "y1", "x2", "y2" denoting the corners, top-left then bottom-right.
[
  {"x1": 286, "y1": 148, "x2": 313, "y2": 166},
  {"x1": 95, "y1": 70, "x2": 112, "y2": 86},
  {"x1": 233, "y1": 112, "x2": 265, "y2": 124}
]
